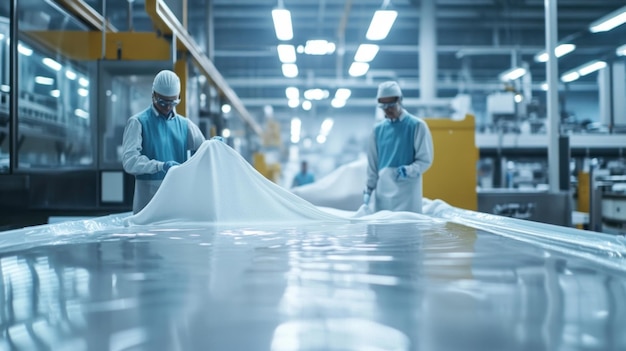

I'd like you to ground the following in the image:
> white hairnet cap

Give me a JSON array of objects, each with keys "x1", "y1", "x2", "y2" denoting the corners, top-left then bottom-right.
[
  {"x1": 377, "y1": 81, "x2": 402, "y2": 99},
  {"x1": 153, "y1": 70, "x2": 180, "y2": 96}
]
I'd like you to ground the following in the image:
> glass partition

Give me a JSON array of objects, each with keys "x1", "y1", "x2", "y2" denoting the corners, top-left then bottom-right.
[{"x1": 11, "y1": 0, "x2": 96, "y2": 170}]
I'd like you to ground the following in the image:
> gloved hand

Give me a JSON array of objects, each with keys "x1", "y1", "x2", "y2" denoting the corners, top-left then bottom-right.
[
  {"x1": 396, "y1": 166, "x2": 408, "y2": 181},
  {"x1": 163, "y1": 160, "x2": 180, "y2": 173},
  {"x1": 363, "y1": 189, "x2": 372, "y2": 205},
  {"x1": 211, "y1": 136, "x2": 225, "y2": 143}
]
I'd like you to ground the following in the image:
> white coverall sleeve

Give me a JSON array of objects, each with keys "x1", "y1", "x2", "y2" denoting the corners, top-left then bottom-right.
[
  {"x1": 404, "y1": 119, "x2": 434, "y2": 178},
  {"x1": 121, "y1": 117, "x2": 163, "y2": 175},
  {"x1": 365, "y1": 131, "x2": 379, "y2": 192}
]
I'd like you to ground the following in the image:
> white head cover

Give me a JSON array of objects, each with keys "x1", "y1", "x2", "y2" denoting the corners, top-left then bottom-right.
[
  {"x1": 153, "y1": 70, "x2": 180, "y2": 96},
  {"x1": 377, "y1": 81, "x2": 402, "y2": 99}
]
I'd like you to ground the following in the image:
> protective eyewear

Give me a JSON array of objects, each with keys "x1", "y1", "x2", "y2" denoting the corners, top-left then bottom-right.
[
  {"x1": 154, "y1": 95, "x2": 180, "y2": 108},
  {"x1": 377, "y1": 101, "x2": 399, "y2": 110}
]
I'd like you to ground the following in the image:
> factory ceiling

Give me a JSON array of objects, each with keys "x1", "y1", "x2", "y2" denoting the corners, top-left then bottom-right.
[{"x1": 31, "y1": 0, "x2": 626, "y2": 122}]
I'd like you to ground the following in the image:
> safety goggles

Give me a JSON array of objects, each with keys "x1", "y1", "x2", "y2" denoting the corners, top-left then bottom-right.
[
  {"x1": 154, "y1": 95, "x2": 180, "y2": 108},
  {"x1": 377, "y1": 101, "x2": 399, "y2": 110}
]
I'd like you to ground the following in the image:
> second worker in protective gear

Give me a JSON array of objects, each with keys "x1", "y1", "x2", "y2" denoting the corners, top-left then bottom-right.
[
  {"x1": 122, "y1": 70, "x2": 206, "y2": 214},
  {"x1": 363, "y1": 81, "x2": 434, "y2": 213}
]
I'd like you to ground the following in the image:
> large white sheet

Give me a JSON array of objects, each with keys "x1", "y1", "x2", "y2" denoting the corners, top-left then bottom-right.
[
  {"x1": 291, "y1": 158, "x2": 370, "y2": 211},
  {"x1": 125, "y1": 140, "x2": 433, "y2": 226}
]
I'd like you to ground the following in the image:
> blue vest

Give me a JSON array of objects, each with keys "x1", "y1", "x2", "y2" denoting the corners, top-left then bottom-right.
[
  {"x1": 374, "y1": 115, "x2": 419, "y2": 169},
  {"x1": 137, "y1": 109, "x2": 189, "y2": 181}
]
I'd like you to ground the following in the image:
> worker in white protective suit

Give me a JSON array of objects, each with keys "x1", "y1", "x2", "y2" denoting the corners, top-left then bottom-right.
[
  {"x1": 122, "y1": 70, "x2": 205, "y2": 213},
  {"x1": 362, "y1": 81, "x2": 434, "y2": 213}
]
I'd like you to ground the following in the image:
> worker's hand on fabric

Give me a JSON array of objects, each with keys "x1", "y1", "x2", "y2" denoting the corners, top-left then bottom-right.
[
  {"x1": 163, "y1": 161, "x2": 180, "y2": 173},
  {"x1": 363, "y1": 189, "x2": 372, "y2": 205},
  {"x1": 395, "y1": 166, "x2": 408, "y2": 181},
  {"x1": 211, "y1": 136, "x2": 225, "y2": 143}
]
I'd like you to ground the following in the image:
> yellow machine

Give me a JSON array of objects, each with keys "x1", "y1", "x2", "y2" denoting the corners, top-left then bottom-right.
[{"x1": 423, "y1": 115, "x2": 478, "y2": 211}]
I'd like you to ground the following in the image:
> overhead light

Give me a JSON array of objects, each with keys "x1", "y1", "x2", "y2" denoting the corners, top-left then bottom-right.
[
  {"x1": 302, "y1": 100, "x2": 312, "y2": 111},
  {"x1": 277, "y1": 44, "x2": 296, "y2": 63},
  {"x1": 285, "y1": 87, "x2": 299, "y2": 100},
  {"x1": 534, "y1": 44, "x2": 576, "y2": 62},
  {"x1": 78, "y1": 77, "x2": 89, "y2": 87},
  {"x1": 34, "y1": 76, "x2": 54, "y2": 85},
  {"x1": 617, "y1": 44, "x2": 626, "y2": 56},
  {"x1": 320, "y1": 118, "x2": 334, "y2": 135},
  {"x1": 348, "y1": 62, "x2": 369, "y2": 77},
  {"x1": 365, "y1": 10, "x2": 398, "y2": 40},
  {"x1": 17, "y1": 44, "x2": 32, "y2": 56},
  {"x1": 281, "y1": 63, "x2": 298, "y2": 78},
  {"x1": 331, "y1": 98, "x2": 346, "y2": 108},
  {"x1": 303, "y1": 88, "x2": 329, "y2": 101},
  {"x1": 303, "y1": 40, "x2": 335, "y2": 55},
  {"x1": 499, "y1": 67, "x2": 527, "y2": 82},
  {"x1": 65, "y1": 70, "x2": 77, "y2": 80},
  {"x1": 42, "y1": 58, "x2": 62, "y2": 71},
  {"x1": 589, "y1": 6, "x2": 626, "y2": 33},
  {"x1": 290, "y1": 117, "x2": 301, "y2": 143},
  {"x1": 561, "y1": 70, "x2": 580, "y2": 83},
  {"x1": 578, "y1": 60, "x2": 606, "y2": 76},
  {"x1": 272, "y1": 8, "x2": 293, "y2": 40},
  {"x1": 288, "y1": 99, "x2": 299, "y2": 108},
  {"x1": 560, "y1": 60, "x2": 607, "y2": 83},
  {"x1": 334, "y1": 88, "x2": 351, "y2": 100},
  {"x1": 354, "y1": 44, "x2": 380, "y2": 62}
]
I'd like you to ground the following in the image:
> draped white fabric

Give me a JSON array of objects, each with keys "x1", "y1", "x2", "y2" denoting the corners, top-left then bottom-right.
[{"x1": 125, "y1": 140, "x2": 433, "y2": 226}]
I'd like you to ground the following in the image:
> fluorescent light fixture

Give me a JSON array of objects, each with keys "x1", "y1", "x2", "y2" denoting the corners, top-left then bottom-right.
[
  {"x1": 74, "y1": 108, "x2": 89, "y2": 119},
  {"x1": 349, "y1": 62, "x2": 370, "y2": 77},
  {"x1": 290, "y1": 117, "x2": 301, "y2": 143},
  {"x1": 1, "y1": 85, "x2": 10, "y2": 92},
  {"x1": 78, "y1": 88, "x2": 89, "y2": 97},
  {"x1": 34, "y1": 76, "x2": 54, "y2": 85},
  {"x1": 78, "y1": 77, "x2": 89, "y2": 87},
  {"x1": 561, "y1": 71, "x2": 580, "y2": 83},
  {"x1": 50, "y1": 89, "x2": 61, "y2": 98},
  {"x1": 316, "y1": 135, "x2": 327, "y2": 144},
  {"x1": 320, "y1": 118, "x2": 334, "y2": 135},
  {"x1": 334, "y1": 88, "x2": 351, "y2": 100},
  {"x1": 17, "y1": 44, "x2": 32, "y2": 56},
  {"x1": 303, "y1": 88, "x2": 329, "y2": 101},
  {"x1": 288, "y1": 99, "x2": 299, "y2": 108},
  {"x1": 499, "y1": 67, "x2": 527, "y2": 81},
  {"x1": 354, "y1": 44, "x2": 380, "y2": 62},
  {"x1": 285, "y1": 87, "x2": 299, "y2": 100},
  {"x1": 272, "y1": 8, "x2": 293, "y2": 40},
  {"x1": 65, "y1": 70, "x2": 77, "y2": 80},
  {"x1": 589, "y1": 6, "x2": 626, "y2": 33},
  {"x1": 331, "y1": 98, "x2": 346, "y2": 108},
  {"x1": 277, "y1": 44, "x2": 296, "y2": 63},
  {"x1": 282, "y1": 63, "x2": 298, "y2": 78},
  {"x1": 540, "y1": 83, "x2": 549, "y2": 91},
  {"x1": 303, "y1": 40, "x2": 335, "y2": 55},
  {"x1": 302, "y1": 100, "x2": 312, "y2": 111},
  {"x1": 534, "y1": 44, "x2": 576, "y2": 62},
  {"x1": 42, "y1": 58, "x2": 62, "y2": 71},
  {"x1": 578, "y1": 60, "x2": 606, "y2": 76},
  {"x1": 366, "y1": 10, "x2": 398, "y2": 40},
  {"x1": 221, "y1": 104, "x2": 232, "y2": 113},
  {"x1": 616, "y1": 44, "x2": 626, "y2": 56}
]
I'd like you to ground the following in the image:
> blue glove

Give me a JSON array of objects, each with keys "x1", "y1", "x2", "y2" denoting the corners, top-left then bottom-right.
[
  {"x1": 396, "y1": 166, "x2": 407, "y2": 181},
  {"x1": 211, "y1": 136, "x2": 225, "y2": 143},
  {"x1": 363, "y1": 190, "x2": 372, "y2": 205},
  {"x1": 163, "y1": 161, "x2": 180, "y2": 173}
]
